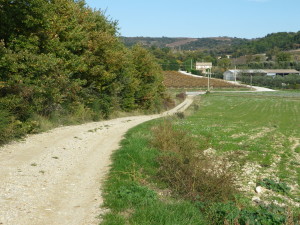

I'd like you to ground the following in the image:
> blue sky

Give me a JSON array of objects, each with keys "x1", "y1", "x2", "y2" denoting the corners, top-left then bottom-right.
[{"x1": 85, "y1": 0, "x2": 300, "y2": 39}]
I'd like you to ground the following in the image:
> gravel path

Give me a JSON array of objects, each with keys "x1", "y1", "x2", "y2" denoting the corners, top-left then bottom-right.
[
  {"x1": 221, "y1": 80, "x2": 276, "y2": 92},
  {"x1": 0, "y1": 97, "x2": 194, "y2": 225}
]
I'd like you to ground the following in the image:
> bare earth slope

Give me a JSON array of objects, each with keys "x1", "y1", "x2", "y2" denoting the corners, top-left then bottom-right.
[{"x1": 0, "y1": 97, "x2": 194, "y2": 225}]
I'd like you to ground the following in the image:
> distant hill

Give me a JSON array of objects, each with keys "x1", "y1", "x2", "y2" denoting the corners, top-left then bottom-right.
[
  {"x1": 121, "y1": 36, "x2": 248, "y2": 53},
  {"x1": 122, "y1": 31, "x2": 300, "y2": 55},
  {"x1": 165, "y1": 38, "x2": 198, "y2": 48},
  {"x1": 178, "y1": 37, "x2": 248, "y2": 52},
  {"x1": 121, "y1": 37, "x2": 184, "y2": 48}
]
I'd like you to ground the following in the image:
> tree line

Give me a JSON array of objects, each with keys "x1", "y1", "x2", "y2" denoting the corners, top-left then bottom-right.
[
  {"x1": 239, "y1": 74, "x2": 300, "y2": 89},
  {"x1": 0, "y1": 0, "x2": 165, "y2": 144}
]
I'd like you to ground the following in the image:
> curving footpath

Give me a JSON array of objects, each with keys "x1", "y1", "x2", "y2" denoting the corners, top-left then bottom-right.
[{"x1": 0, "y1": 96, "x2": 194, "y2": 225}]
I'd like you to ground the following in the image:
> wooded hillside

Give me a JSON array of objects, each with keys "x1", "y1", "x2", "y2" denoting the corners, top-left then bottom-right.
[
  {"x1": 122, "y1": 32, "x2": 300, "y2": 56},
  {"x1": 122, "y1": 36, "x2": 248, "y2": 54}
]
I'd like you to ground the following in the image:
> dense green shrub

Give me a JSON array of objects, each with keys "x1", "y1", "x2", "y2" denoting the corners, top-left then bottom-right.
[
  {"x1": 0, "y1": 0, "x2": 165, "y2": 144},
  {"x1": 191, "y1": 69, "x2": 203, "y2": 75},
  {"x1": 0, "y1": 108, "x2": 11, "y2": 144},
  {"x1": 0, "y1": 107, "x2": 39, "y2": 144},
  {"x1": 211, "y1": 72, "x2": 224, "y2": 79}
]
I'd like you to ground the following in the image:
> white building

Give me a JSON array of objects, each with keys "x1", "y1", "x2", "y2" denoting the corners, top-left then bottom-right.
[{"x1": 195, "y1": 62, "x2": 212, "y2": 74}]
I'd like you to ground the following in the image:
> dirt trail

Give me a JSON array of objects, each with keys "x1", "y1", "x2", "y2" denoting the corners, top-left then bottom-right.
[{"x1": 0, "y1": 96, "x2": 194, "y2": 225}]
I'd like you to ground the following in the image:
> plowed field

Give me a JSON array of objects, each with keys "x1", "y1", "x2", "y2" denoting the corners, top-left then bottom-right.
[{"x1": 163, "y1": 71, "x2": 242, "y2": 88}]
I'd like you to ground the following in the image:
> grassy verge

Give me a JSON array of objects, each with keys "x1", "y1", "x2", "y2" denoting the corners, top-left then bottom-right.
[
  {"x1": 101, "y1": 90, "x2": 300, "y2": 224},
  {"x1": 0, "y1": 105, "x2": 164, "y2": 146},
  {"x1": 101, "y1": 120, "x2": 206, "y2": 225}
]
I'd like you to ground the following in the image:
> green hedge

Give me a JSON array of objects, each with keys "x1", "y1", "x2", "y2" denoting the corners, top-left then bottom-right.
[{"x1": 239, "y1": 74, "x2": 300, "y2": 89}]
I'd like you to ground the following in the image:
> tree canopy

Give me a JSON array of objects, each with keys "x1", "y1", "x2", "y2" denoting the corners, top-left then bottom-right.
[{"x1": 0, "y1": 0, "x2": 165, "y2": 144}]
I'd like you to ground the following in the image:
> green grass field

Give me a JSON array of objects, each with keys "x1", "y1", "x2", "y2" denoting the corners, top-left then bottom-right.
[
  {"x1": 180, "y1": 91, "x2": 300, "y2": 205},
  {"x1": 100, "y1": 90, "x2": 300, "y2": 225}
]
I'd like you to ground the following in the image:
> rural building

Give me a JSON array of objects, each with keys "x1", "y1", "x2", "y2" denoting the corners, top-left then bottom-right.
[
  {"x1": 263, "y1": 69, "x2": 300, "y2": 76},
  {"x1": 217, "y1": 55, "x2": 231, "y2": 60},
  {"x1": 223, "y1": 69, "x2": 300, "y2": 81},
  {"x1": 195, "y1": 62, "x2": 212, "y2": 74}
]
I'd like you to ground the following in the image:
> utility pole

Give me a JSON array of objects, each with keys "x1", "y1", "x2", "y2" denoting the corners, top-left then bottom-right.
[
  {"x1": 191, "y1": 59, "x2": 193, "y2": 70},
  {"x1": 234, "y1": 66, "x2": 237, "y2": 82},
  {"x1": 207, "y1": 68, "x2": 211, "y2": 92}
]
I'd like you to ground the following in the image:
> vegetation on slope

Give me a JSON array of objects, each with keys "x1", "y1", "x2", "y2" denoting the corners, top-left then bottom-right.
[
  {"x1": 0, "y1": 0, "x2": 165, "y2": 144},
  {"x1": 233, "y1": 32, "x2": 300, "y2": 56},
  {"x1": 121, "y1": 36, "x2": 185, "y2": 48},
  {"x1": 122, "y1": 36, "x2": 248, "y2": 54},
  {"x1": 122, "y1": 32, "x2": 300, "y2": 56}
]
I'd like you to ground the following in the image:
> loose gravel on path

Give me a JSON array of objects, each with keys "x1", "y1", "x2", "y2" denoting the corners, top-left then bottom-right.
[{"x1": 0, "y1": 97, "x2": 194, "y2": 225}]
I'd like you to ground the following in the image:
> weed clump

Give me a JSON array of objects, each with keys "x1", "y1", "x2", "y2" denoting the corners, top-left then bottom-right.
[
  {"x1": 151, "y1": 121, "x2": 238, "y2": 202},
  {"x1": 175, "y1": 92, "x2": 187, "y2": 100},
  {"x1": 115, "y1": 183, "x2": 157, "y2": 207},
  {"x1": 163, "y1": 94, "x2": 176, "y2": 110},
  {"x1": 203, "y1": 202, "x2": 291, "y2": 225},
  {"x1": 175, "y1": 112, "x2": 185, "y2": 119},
  {"x1": 257, "y1": 178, "x2": 291, "y2": 194},
  {"x1": 193, "y1": 104, "x2": 200, "y2": 111}
]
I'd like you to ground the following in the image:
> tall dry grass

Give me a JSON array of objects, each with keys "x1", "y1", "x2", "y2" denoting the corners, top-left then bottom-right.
[{"x1": 151, "y1": 120, "x2": 238, "y2": 202}]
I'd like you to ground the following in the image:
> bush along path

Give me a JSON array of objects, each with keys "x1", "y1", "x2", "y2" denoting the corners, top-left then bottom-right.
[{"x1": 0, "y1": 96, "x2": 194, "y2": 225}]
